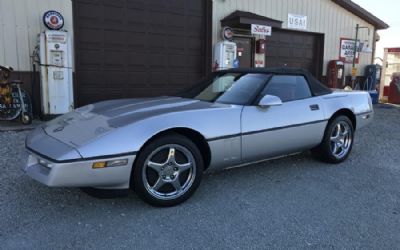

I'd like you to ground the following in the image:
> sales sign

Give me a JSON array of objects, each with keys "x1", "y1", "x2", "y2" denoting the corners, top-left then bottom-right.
[
  {"x1": 339, "y1": 38, "x2": 360, "y2": 64},
  {"x1": 288, "y1": 14, "x2": 307, "y2": 30},
  {"x1": 251, "y1": 24, "x2": 271, "y2": 36}
]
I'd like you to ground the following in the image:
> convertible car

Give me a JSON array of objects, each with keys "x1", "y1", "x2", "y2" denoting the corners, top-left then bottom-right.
[{"x1": 23, "y1": 68, "x2": 373, "y2": 206}]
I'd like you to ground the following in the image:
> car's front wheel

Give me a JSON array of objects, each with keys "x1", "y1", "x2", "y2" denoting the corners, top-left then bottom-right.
[
  {"x1": 132, "y1": 134, "x2": 203, "y2": 207},
  {"x1": 311, "y1": 115, "x2": 354, "y2": 163}
]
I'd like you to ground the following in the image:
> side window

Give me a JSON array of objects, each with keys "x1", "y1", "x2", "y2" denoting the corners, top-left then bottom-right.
[{"x1": 261, "y1": 75, "x2": 312, "y2": 102}]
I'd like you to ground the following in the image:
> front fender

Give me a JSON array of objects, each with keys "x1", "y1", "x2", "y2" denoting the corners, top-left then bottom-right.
[{"x1": 76, "y1": 106, "x2": 242, "y2": 158}]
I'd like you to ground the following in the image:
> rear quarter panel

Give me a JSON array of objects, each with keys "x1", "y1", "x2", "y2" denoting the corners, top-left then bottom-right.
[{"x1": 321, "y1": 91, "x2": 373, "y2": 130}]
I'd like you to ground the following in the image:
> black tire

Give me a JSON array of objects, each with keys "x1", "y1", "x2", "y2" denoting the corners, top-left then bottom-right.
[
  {"x1": 132, "y1": 133, "x2": 204, "y2": 207},
  {"x1": 311, "y1": 115, "x2": 354, "y2": 164}
]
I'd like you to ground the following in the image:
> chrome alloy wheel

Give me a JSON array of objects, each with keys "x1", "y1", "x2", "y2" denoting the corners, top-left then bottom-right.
[
  {"x1": 142, "y1": 144, "x2": 196, "y2": 200},
  {"x1": 330, "y1": 121, "x2": 352, "y2": 159}
]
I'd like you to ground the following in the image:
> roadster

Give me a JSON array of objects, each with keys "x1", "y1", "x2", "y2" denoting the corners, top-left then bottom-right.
[{"x1": 24, "y1": 68, "x2": 373, "y2": 206}]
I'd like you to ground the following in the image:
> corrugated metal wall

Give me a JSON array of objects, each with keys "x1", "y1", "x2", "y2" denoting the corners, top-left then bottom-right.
[
  {"x1": 0, "y1": 0, "x2": 73, "y2": 71},
  {"x1": 0, "y1": 0, "x2": 375, "y2": 77},
  {"x1": 212, "y1": 0, "x2": 375, "y2": 76}
]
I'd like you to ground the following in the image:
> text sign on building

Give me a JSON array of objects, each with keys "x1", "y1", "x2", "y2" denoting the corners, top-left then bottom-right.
[
  {"x1": 339, "y1": 38, "x2": 360, "y2": 64},
  {"x1": 288, "y1": 14, "x2": 307, "y2": 30},
  {"x1": 251, "y1": 24, "x2": 271, "y2": 36}
]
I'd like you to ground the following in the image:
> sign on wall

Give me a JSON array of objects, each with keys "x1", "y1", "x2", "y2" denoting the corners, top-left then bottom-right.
[
  {"x1": 43, "y1": 10, "x2": 64, "y2": 30},
  {"x1": 251, "y1": 24, "x2": 271, "y2": 36},
  {"x1": 288, "y1": 14, "x2": 307, "y2": 30},
  {"x1": 339, "y1": 38, "x2": 360, "y2": 64},
  {"x1": 221, "y1": 26, "x2": 234, "y2": 40}
]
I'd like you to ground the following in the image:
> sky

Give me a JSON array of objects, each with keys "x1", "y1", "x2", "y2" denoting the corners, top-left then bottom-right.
[{"x1": 352, "y1": 0, "x2": 400, "y2": 60}]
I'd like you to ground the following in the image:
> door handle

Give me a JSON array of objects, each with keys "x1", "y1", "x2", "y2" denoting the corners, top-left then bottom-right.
[{"x1": 309, "y1": 104, "x2": 319, "y2": 111}]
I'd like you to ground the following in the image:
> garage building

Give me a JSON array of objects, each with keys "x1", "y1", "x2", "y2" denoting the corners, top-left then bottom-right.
[{"x1": 0, "y1": 0, "x2": 388, "y2": 113}]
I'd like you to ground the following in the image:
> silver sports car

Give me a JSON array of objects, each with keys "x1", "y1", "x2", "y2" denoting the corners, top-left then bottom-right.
[{"x1": 24, "y1": 68, "x2": 373, "y2": 206}]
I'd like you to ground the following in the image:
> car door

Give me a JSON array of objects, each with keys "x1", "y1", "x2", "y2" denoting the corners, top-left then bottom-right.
[{"x1": 241, "y1": 74, "x2": 327, "y2": 162}]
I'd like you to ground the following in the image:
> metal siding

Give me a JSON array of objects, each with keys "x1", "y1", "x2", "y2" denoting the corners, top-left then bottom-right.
[
  {"x1": 212, "y1": 0, "x2": 374, "y2": 76},
  {"x1": 0, "y1": 0, "x2": 73, "y2": 71}
]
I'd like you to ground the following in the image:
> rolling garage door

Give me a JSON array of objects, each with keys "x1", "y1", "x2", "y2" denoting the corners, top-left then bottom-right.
[
  {"x1": 73, "y1": 0, "x2": 209, "y2": 106},
  {"x1": 265, "y1": 29, "x2": 324, "y2": 79}
]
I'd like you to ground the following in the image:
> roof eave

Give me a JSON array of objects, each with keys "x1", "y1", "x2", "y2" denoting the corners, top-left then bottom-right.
[{"x1": 331, "y1": 0, "x2": 389, "y2": 30}]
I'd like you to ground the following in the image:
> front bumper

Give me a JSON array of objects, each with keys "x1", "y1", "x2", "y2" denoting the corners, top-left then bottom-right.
[{"x1": 23, "y1": 151, "x2": 136, "y2": 189}]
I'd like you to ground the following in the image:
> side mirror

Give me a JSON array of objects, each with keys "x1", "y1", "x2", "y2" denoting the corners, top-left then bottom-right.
[{"x1": 258, "y1": 95, "x2": 283, "y2": 108}]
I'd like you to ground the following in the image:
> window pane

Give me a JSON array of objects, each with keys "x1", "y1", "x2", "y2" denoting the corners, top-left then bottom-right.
[
  {"x1": 216, "y1": 74, "x2": 270, "y2": 105},
  {"x1": 194, "y1": 73, "x2": 270, "y2": 105},
  {"x1": 295, "y1": 76, "x2": 312, "y2": 100},
  {"x1": 262, "y1": 75, "x2": 312, "y2": 102}
]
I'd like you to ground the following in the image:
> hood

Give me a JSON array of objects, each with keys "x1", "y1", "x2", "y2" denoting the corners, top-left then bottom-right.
[{"x1": 43, "y1": 97, "x2": 222, "y2": 147}]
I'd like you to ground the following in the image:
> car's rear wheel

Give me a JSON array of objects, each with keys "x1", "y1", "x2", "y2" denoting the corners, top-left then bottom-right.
[
  {"x1": 311, "y1": 115, "x2": 354, "y2": 163},
  {"x1": 132, "y1": 134, "x2": 203, "y2": 207}
]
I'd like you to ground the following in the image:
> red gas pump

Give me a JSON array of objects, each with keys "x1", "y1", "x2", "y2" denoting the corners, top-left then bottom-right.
[
  {"x1": 388, "y1": 73, "x2": 400, "y2": 104},
  {"x1": 326, "y1": 60, "x2": 345, "y2": 88}
]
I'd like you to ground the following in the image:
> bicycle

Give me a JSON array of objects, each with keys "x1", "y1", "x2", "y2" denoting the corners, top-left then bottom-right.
[{"x1": 0, "y1": 65, "x2": 33, "y2": 125}]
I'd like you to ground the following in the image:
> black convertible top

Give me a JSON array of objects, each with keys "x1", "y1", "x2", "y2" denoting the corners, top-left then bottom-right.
[
  {"x1": 218, "y1": 67, "x2": 332, "y2": 96},
  {"x1": 178, "y1": 67, "x2": 332, "y2": 100}
]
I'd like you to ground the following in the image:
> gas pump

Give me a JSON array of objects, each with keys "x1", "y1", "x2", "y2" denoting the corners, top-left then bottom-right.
[
  {"x1": 326, "y1": 60, "x2": 345, "y2": 88},
  {"x1": 213, "y1": 41, "x2": 237, "y2": 71},
  {"x1": 363, "y1": 64, "x2": 382, "y2": 104},
  {"x1": 388, "y1": 73, "x2": 400, "y2": 104},
  {"x1": 364, "y1": 64, "x2": 382, "y2": 90},
  {"x1": 38, "y1": 11, "x2": 73, "y2": 115}
]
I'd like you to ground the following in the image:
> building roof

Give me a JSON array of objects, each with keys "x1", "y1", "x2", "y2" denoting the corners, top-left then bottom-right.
[
  {"x1": 221, "y1": 11, "x2": 283, "y2": 29},
  {"x1": 331, "y1": 0, "x2": 389, "y2": 30}
]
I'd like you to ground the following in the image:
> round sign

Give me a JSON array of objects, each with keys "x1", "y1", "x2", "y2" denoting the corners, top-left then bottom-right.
[
  {"x1": 221, "y1": 27, "x2": 234, "y2": 40},
  {"x1": 43, "y1": 10, "x2": 64, "y2": 30}
]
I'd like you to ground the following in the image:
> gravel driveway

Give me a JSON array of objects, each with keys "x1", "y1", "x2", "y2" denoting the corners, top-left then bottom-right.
[{"x1": 1, "y1": 105, "x2": 400, "y2": 249}]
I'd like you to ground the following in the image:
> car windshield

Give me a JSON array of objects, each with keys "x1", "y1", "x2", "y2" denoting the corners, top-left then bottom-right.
[{"x1": 183, "y1": 73, "x2": 271, "y2": 105}]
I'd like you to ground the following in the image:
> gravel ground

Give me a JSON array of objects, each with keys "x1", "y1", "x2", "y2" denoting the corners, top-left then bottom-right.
[{"x1": 1, "y1": 104, "x2": 400, "y2": 250}]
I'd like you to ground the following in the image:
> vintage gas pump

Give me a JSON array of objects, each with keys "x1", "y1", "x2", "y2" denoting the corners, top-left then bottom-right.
[
  {"x1": 326, "y1": 60, "x2": 345, "y2": 88},
  {"x1": 213, "y1": 27, "x2": 237, "y2": 71},
  {"x1": 38, "y1": 11, "x2": 73, "y2": 115},
  {"x1": 364, "y1": 64, "x2": 382, "y2": 90},
  {"x1": 213, "y1": 41, "x2": 237, "y2": 71},
  {"x1": 363, "y1": 64, "x2": 382, "y2": 104}
]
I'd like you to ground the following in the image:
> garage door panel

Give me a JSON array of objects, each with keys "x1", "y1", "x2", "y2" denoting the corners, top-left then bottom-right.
[
  {"x1": 77, "y1": 28, "x2": 103, "y2": 48},
  {"x1": 169, "y1": 0, "x2": 186, "y2": 13},
  {"x1": 126, "y1": 9, "x2": 146, "y2": 24},
  {"x1": 73, "y1": 0, "x2": 207, "y2": 106},
  {"x1": 167, "y1": 72, "x2": 187, "y2": 85},
  {"x1": 147, "y1": 34, "x2": 168, "y2": 49},
  {"x1": 77, "y1": 71, "x2": 106, "y2": 86},
  {"x1": 168, "y1": 55, "x2": 186, "y2": 68},
  {"x1": 103, "y1": 6, "x2": 124, "y2": 23},
  {"x1": 167, "y1": 35, "x2": 185, "y2": 50},
  {"x1": 127, "y1": 53, "x2": 147, "y2": 68},
  {"x1": 127, "y1": 72, "x2": 147, "y2": 84},
  {"x1": 126, "y1": 32, "x2": 146, "y2": 49},
  {"x1": 103, "y1": 30, "x2": 127, "y2": 48},
  {"x1": 278, "y1": 48, "x2": 290, "y2": 58},
  {"x1": 146, "y1": 0, "x2": 169, "y2": 13},
  {"x1": 103, "y1": 0, "x2": 125, "y2": 8},
  {"x1": 148, "y1": 54, "x2": 167, "y2": 69},
  {"x1": 266, "y1": 29, "x2": 322, "y2": 78},
  {"x1": 125, "y1": 1, "x2": 146, "y2": 10},
  {"x1": 79, "y1": 50, "x2": 103, "y2": 67},
  {"x1": 103, "y1": 51, "x2": 127, "y2": 67},
  {"x1": 188, "y1": 37, "x2": 202, "y2": 51},
  {"x1": 293, "y1": 49, "x2": 305, "y2": 58}
]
